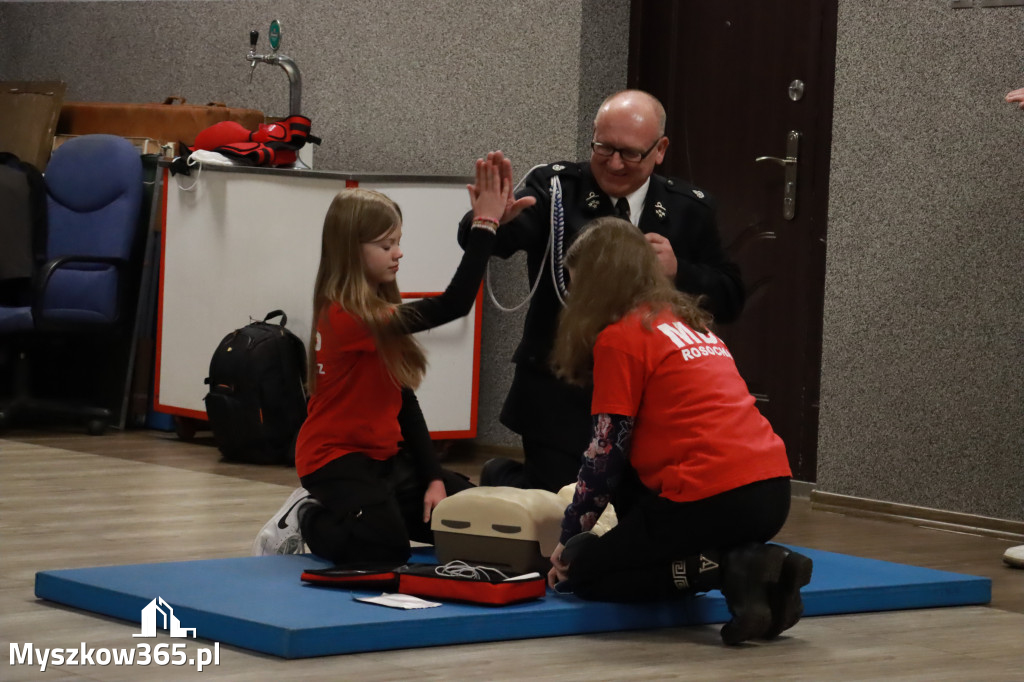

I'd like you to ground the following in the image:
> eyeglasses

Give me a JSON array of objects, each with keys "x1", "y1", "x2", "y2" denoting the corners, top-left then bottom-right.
[{"x1": 591, "y1": 138, "x2": 661, "y2": 163}]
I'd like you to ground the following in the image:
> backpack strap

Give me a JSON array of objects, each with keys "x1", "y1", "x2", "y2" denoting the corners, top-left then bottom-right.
[
  {"x1": 286, "y1": 328, "x2": 308, "y2": 395},
  {"x1": 263, "y1": 309, "x2": 307, "y2": 397},
  {"x1": 263, "y1": 309, "x2": 287, "y2": 326},
  {"x1": 273, "y1": 321, "x2": 309, "y2": 404}
]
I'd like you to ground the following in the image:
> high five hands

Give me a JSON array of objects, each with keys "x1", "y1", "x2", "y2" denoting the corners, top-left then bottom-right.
[
  {"x1": 467, "y1": 151, "x2": 537, "y2": 224},
  {"x1": 466, "y1": 151, "x2": 677, "y2": 278}
]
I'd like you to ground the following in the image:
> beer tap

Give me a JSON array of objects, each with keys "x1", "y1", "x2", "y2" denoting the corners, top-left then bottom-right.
[
  {"x1": 245, "y1": 26, "x2": 303, "y2": 117},
  {"x1": 248, "y1": 30, "x2": 260, "y2": 83}
]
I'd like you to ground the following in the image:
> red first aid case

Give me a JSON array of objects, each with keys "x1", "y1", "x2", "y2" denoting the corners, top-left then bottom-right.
[
  {"x1": 396, "y1": 564, "x2": 546, "y2": 606},
  {"x1": 300, "y1": 562, "x2": 403, "y2": 591},
  {"x1": 301, "y1": 562, "x2": 546, "y2": 606}
]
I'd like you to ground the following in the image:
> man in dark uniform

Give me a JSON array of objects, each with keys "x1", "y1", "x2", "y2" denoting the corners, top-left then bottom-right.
[{"x1": 458, "y1": 90, "x2": 744, "y2": 491}]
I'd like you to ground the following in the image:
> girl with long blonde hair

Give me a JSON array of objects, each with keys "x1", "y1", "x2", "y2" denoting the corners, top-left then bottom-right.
[
  {"x1": 547, "y1": 218, "x2": 811, "y2": 646},
  {"x1": 253, "y1": 155, "x2": 511, "y2": 565}
]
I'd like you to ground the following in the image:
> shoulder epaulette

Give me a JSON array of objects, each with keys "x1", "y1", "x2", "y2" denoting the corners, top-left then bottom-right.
[
  {"x1": 664, "y1": 176, "x2": 711, "y2": 204},
  {"x1": 531, "y1": 161, "x2": 582, "y2": 180}
]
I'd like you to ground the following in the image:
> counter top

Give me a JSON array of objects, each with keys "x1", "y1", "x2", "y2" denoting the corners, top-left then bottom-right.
[{"x1": 157, "y1": 158, "x2": 472, "y2": 184}]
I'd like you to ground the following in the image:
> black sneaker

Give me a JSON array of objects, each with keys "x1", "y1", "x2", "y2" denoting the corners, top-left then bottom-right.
[{"x1": 479, "y1": 457, "x2": 527, "y2": 487}]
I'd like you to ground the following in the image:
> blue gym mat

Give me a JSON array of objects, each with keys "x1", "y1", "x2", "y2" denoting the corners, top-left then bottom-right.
[{"x1": 34, "y1": 546, "x2": 990, "y2": 659}]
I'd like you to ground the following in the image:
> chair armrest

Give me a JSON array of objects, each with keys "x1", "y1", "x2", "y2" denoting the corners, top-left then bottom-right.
[{"x1": 32, "y1": 256, "x2": 130, "y2": 327}]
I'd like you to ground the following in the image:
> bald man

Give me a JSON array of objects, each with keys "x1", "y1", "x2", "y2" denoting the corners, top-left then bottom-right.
[{"x1": 458, "y1": 90, "x2": 744, "y2": 491}]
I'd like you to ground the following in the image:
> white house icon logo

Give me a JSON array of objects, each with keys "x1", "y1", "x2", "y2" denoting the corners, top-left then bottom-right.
[{"x1": 132, "y1": 597, "x2": 196, "y2": 638}]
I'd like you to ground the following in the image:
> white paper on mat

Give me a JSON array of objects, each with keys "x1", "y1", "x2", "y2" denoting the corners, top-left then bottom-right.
[{"x1": 354, "y1": 593, "x2": 443, "y2": 610}]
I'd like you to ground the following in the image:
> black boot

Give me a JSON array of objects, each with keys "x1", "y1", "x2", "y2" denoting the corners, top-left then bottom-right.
[
  {"x1": 761, "y1": 545, "x2": 813, "y2": 639},
  {"x1": 554, "y1": 531, "x2": 600, "y2": 594},
  {"x1": 719, "y1": 543, "x2": 787, "y2": 645},
  {"x1": 560, "y1": 530, "x2": 599, "y2": 565},
  {"x1": 479, "y1": 458, "x2": 529, "y2": 487}
]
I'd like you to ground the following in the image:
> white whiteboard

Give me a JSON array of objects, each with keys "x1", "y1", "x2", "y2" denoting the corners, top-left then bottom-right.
[{"x1": 156, "y1": 167, "x2": 479, "y2": 435}]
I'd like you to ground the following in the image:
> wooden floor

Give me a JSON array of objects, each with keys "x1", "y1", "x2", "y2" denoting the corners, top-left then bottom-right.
[{"x1": 1, "y1": 428, "x2": 1021, "y2": 681}]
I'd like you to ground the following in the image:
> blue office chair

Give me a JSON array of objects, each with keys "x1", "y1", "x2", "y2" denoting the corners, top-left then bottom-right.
[{"x1": 0, "y1": 134, "x2": 144, "y2": 434}]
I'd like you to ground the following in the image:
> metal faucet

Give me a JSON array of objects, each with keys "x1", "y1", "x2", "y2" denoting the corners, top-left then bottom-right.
[{"x1": 247, "y1": 30, "x2": 302, "y2": 116}]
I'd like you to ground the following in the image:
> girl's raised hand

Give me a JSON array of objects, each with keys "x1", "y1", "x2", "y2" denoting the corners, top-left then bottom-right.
[
  {"x1": 467, "y1": 153, "x2": 513, "y2": 225},
  {"x1": 493, "y1": 152, "x2": 537, "y2": 223}
]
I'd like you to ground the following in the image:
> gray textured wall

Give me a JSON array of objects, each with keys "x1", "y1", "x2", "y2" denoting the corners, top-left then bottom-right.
[
  {"x1": 819, "y1": 2, "x2": 1023, "y2": 521},
  {"x1": 0, "y1": 0, "x2": 627, "y2": 449},
  {"x1": 0, "y1": 0, "x2": 595, "y2": 174},
  {"x1": 4, "y1": 1, "x2": 1020, "y2": 522}
]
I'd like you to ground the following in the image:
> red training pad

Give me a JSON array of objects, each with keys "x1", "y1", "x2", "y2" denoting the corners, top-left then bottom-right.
[{"x1": 193, "y1": 120, "x2": 252, "y2": 151}]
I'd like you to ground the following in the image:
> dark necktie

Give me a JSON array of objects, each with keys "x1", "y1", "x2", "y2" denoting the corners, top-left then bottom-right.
[{"x1": 615, "y1": 197, "x2": 631, "y2": 221}]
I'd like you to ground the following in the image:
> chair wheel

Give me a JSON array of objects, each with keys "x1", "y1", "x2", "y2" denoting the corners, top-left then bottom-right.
[{"x1": 86, "y1": 419, "x2": 107, "y2": 436}]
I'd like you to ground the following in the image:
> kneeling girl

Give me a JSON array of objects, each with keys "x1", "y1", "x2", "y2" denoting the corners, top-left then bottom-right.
[{"x1": 547, "y1": 217, "x2": 812, "y2": 645}]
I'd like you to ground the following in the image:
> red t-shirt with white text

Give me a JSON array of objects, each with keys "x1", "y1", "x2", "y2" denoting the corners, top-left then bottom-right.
[
  {"x1": 591, "y1": 309, "x2": 791, "y2": 502},
  {"x1": 294, "y1": 304, "x2": 402, "y2": 478}
]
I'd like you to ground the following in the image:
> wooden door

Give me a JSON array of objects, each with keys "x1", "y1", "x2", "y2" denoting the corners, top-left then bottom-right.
[{"x1": 629, "y1": 0, "x2": 838, "y2": 481}]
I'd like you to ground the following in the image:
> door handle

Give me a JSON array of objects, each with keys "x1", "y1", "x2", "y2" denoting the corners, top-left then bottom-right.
[
  {"x1": 755, "y1": 155, "x2": 796, "y2": 167},
  {"x1": 755, "y1": 130, "x2": 801, "y2": 220}
]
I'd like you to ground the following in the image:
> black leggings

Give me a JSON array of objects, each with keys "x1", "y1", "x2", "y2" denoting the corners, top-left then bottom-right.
[
  {"x1": 568, "y1": 476, "x2": 791, "y2": 602},
  {"x1": 299, "y1": 451, "x2": 473, "y2": 565}
]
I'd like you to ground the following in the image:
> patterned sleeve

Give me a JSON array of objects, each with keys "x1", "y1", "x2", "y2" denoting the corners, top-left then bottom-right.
[{"x1": 559, "y1": 412, "x2": 634, "y2": 545}]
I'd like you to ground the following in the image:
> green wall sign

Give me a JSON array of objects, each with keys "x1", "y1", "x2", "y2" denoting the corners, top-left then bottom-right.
[{"x1": 269, "y1": 20, "x2": 282, "y2": 51}]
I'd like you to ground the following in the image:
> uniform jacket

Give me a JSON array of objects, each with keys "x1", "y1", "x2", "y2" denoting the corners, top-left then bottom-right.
[
  {"x1": 457, "y1": 161, "x2": 744, "y2": 448},
  {"x1": 459, "y1": 161, "x2": 743, "y2": 369}
]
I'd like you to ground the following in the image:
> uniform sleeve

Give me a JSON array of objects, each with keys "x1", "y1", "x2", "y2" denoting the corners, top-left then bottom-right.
[
  {"x1": 391, "y1": 227, "x2": 495, "y2": 334},
  {"x1": 671, "y1": 197, "x2": 745, "y2": 323},
  {"x1": 397, "y1": 387, "x2": 444, "y2": 483}
]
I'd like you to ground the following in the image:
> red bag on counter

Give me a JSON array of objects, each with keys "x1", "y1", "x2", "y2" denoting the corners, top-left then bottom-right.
[{"x1": 189, "y1": 115, "x2": 319, "y2": 167}]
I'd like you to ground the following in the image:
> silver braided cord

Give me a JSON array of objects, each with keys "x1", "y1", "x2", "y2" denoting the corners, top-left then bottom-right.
[
  {"x1": 549, "y1": 175, "x2": 569, "y2": 305},
  {"x1": 483, "y1": 166, "x2": 569, "y2": 312}
]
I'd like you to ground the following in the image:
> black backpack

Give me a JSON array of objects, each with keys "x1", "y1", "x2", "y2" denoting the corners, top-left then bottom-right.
[
  {"x1": 203, "y1": 310, "x2": 308, "y2": 465},
  {"x1": 0, "y1": 152, "x2": 47, "y2": 306}
]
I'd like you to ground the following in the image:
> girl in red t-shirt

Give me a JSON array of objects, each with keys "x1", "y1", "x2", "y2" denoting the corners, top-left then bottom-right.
[
  {"x1": 252, "y1": 153, "x2": 522, "y2": 565},
  {"x1": 546, "y1": 217, "x2": 812, "y2": 645}
]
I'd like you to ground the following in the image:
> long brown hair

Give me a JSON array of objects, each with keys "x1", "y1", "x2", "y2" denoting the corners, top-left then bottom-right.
[
  {"x1": 308, "y1": 188, "x2": 427, "y2": 392},
  {"x1": 551, "y1": 217, "x2": 712, "y2": 386}
]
